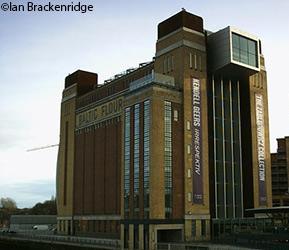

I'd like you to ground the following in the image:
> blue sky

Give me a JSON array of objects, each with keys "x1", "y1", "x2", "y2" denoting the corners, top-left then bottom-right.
[{"x1": 0, "y1": 0, "x2": 288, "y2": 208}]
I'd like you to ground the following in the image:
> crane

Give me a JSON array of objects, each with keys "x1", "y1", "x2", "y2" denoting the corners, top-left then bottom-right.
[{"x1": 26, "y1": 144, "x2": 59, "y2": 152}]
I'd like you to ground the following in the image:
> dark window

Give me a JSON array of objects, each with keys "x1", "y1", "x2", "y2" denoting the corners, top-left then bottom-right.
[{"x1": 232, "y1": 33, "x2": 258, "y2": 67}]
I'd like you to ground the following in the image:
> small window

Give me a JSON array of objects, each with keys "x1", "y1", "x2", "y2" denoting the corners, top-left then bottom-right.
[
  {"x1": 173, "y1": 110, "x2": 178, "y2": 121},
  {"x1": 163, "y1": 58, "x2": 167, "y2": 74},
  {"x1": 186, "y1": 121, "x2": 191, "y2": 130},
  {"x1": 167, "y1": 56, "x2": 171, "y2": 72},
  {"x1": 187, "y1": 144, "x2": 191, "y2": 154},
  {"x1": 188, "y1": 192, "x2": 192, "y2": 202},
  {"x1": 187, "y1": 169, "x2": 191, "y2": 178},
  {"x1": 194, "y1": 53, "x2": 197, "y2": 70},
  {"x1": 189, "y1": 53, "x2": 193, "y2": 69}
]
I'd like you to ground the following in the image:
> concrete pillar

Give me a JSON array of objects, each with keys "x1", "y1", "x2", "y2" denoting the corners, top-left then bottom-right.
[
  {"x1": 184, "y1": 219, "x2": 192, "y2": 241},
  {"x1": 205, "y1": 221, "x2": 209, "y2": 239},
  {"x1": 120, "y1": 224, "x2": 124, "y2": 250},
  {"x1": 70, "y1": 219, "x2": 74, "y2": 235},
  {"x1": 196, "y1": 219, "x2": 201, "y2": 240},
  {"x1": 139, "y1": 224, "x2": 144, "y2": 250},
  {"x1": 65, "y1": 220, "x2": 69, "y2": 234},
  {"x1": 129, "y1": 224, "x2": 134, "y2": 250},
  {"x1": 149, "y1": 225, "x2": 156, "y2": 250},
  {"x1": 57, "y1": 220, "x2": 61, "y2": 233}
]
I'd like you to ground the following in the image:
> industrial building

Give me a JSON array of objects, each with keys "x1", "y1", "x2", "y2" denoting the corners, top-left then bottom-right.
[
  {"x1": 56, "y1": 9, "x2": 272, "y2": 249},
  {"x1": 271, "y1": 137, "x2": 289, "y2": 206}
]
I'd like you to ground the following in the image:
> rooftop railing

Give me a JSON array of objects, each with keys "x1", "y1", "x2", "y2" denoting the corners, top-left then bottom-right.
[{"x1": 129, "y1": 72, "x2": 175, "y2": 91}]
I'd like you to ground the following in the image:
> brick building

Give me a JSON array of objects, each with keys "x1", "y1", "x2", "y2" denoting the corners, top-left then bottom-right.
[
  {"x1": 56, "y1": 10, "x2": 272, "y2": 249},
  {"x1": 271, "y1": 137, "x2": 289, "y2": 206}
]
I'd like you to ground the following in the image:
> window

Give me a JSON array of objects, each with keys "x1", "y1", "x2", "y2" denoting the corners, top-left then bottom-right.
[
  {"x1": 188, "y1": 192, "x2": 192, "y2": 202},
  {"x1": 189, "y1": 53, "x2": 199, "y2": 70},
  {"x1": 144, "y1": 100, "x2": 150, "y2": 218},
  {"x1": 163, "y1": 58, "x2": 167, "y2": 74},
  {"x1": 194, "y1": 53, "x2": 197, "y2": 70},
  {"x1": 187, "y1": 169, "x2": 191, "y2": 178},
  {"x1": 124, "y1": 108, "x2": 131, "y2": 217},
  {"x1": 213, "y1": 77, "x2": 243, "y2": 219},
  {"x1": 164, "y1": 55, "x2": 174, "y2": 73},
  {"x1": 173, "y1": 110, "x2": 178, "y2": 121},
  {"x1": 134, "y1": 104, "x2": 140, "y2": 214},
  {"x1": 186, "y1": 121, "x2": 191, "y2": 130},
  {"x1": 232, "y1": 33, "x2": 258, "y2": 67},
  {"x1": 168, "y1": 56, "x2": 171, "y2": 72},
  {"x1": 164, "y1": 101, "x2": 172, "y2": 218}
]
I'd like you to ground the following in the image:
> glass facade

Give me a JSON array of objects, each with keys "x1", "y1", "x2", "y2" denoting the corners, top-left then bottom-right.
[
  {"x1": 213, "y1": 76, "x2": 243, "y2": 219},
  {"x1": 164, "y1": 101, "x2": 172, "y2": 218},
  {"x1": 124, "y1": 101, "x2": 151, "y2": 219},
  {"x1": 143, "y1": 100, "x2": 150, "y2": 218},
  {"x1": 124, "y1": 108, "x2": 131, "y2": 217},
  {"x1": 232, "y1": 33, "x2": 258, "y2": 68},
  {"x1": 134, "y1": 104, "x2": 140, "y2": 216}
]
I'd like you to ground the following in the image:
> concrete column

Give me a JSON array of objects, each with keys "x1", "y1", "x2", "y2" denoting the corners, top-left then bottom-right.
[
  {"x1": 120, "y1": 224, "x2": 124, "y2": 250},
  {"x1": 149, "y1": 225, "x2": 156, "y2": 250},
  {"x1": 139, "y1": 224, "x2": 144, "y2": 250},
  {"x1": 70, "y1": 219, "x2": 74, "y2": 235},
  {"x1": 65, "y1": 220, "x2": 69, "y2": 234},
  {"x1": 206, "y1": 220, "x2": 211, "y2": 240},
  {"x1": 196, "y1": 219, "x2": 201, "y2": 240},
  {"x1": 57, "y1": 220, "x2": 61, "y2": 233},
  {"x1": 184, "y1": 219, "x2": 192, "y2": 241},
  {"x1": 129, "y1": 224, "x2": 134, "y2": 250}
]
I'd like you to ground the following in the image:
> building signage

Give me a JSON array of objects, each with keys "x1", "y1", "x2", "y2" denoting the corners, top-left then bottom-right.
[
  {"x1": 76, "y1": 97, "x2": 123, "y2": 129},
  {"x1": 192, "y1": 78, "x2": 203, "y2": 204},
  {"x1": 255, "y1": 93, "x2": 267, "y2": 206}
]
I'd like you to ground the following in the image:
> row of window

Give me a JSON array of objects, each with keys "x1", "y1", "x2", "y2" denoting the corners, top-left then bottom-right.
[
  {"x1": 124, "y1": 108, "x2": 131, "y2": 214},
  {"x1": 163, "y1": 52, "x2": 203, "y2": 74},
  {"x1": 143, "y1": 100, "x2": 150, "y2": 218},
  {"x1": 134, "y1": 104, "x2": 140, "y2": 213},
  {"x1": 213, "y1": 78, "x2": 243, "y2": 219},
  {"x1": 124, "y1": 101, "x2": 151, "y2": 218}
]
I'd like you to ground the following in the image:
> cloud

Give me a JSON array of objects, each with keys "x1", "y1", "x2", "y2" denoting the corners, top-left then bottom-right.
[{"x1": 0, "y1": 179, "x2": 56, "y2": 208}]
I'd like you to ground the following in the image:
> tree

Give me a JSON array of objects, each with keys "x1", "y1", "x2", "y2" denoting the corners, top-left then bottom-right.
[
  {"x1": 0, "y1": 197, "x2": 17, "y2": 210},
  {"x1": 30, "y1": 198, "x2": 57, "y2": 215}
]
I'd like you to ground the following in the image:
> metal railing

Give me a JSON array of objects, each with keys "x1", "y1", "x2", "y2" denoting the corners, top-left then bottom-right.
[
  {"x1": 0, "y1": 232, "x2": 121, "y2": 249},
  {"x1": 129, "y1": 72, "x2": 175, "y2": 91}
]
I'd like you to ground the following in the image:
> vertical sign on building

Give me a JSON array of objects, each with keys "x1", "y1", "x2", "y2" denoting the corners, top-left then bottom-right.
[
  {"x1": 192, "y1": 78, "x2": 203, "y2": 204},
  {"x1": 255, "y1": 93, "x2": 267, "y2": 206}
]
